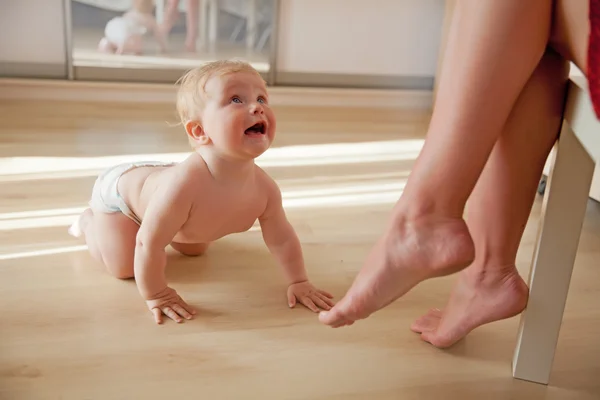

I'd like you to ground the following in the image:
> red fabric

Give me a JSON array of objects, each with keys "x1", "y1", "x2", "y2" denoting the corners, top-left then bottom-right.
[{"x1": 590, "y1": 0, "x2": 600, "y2": 119}]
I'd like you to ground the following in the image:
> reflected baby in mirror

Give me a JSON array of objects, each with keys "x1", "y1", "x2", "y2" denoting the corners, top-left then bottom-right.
[{"x1": 97, "y1": 0, "x2": 167, "y2": 55}]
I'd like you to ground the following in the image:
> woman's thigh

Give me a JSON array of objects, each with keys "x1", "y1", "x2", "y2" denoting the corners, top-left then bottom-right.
[{"x1": 549, "y1": 0, "x2": 590, "y2": 75}]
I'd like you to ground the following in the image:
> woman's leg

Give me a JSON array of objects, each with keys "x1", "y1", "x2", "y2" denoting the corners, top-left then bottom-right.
[
  {"x1": 184, "y1": 0, "x2": 200, "y2": 52},
  {"x1": 550, "y1": 0, "x2": 590, "y2": 73},
  {"x1": 320, "y1": 0, "x2": 554, "y2": 327},
  {"x1": 411, "y1": 0, "x2": 591, "y2": 348},
  {"x1": 160, "y1": 0, "x2": 181, "y2": 38},
  {"x1": 411, "y1": 49, "x2": 570, "y2": 347}
]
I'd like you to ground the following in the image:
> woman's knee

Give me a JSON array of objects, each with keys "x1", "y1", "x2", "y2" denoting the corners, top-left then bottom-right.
[{"x1": 549, "y1": 0, "x2": 590, "y2": 74}]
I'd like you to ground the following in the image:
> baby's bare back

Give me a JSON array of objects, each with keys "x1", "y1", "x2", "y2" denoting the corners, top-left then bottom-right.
[{"x1": 118, "y1": 155, "x2": 271, "y2": 244}]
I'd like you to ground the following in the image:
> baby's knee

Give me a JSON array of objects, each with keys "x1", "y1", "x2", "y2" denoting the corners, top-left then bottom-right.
[
  {"x1": 97, "y1": 37, "x2": 116, "y2": 53},
  {"x1": 106, "y1": 263, "x2": 134, "y2": 279}
]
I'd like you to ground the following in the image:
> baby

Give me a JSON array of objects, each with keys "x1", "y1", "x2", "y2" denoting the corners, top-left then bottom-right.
[
  {"x1": 97, "y1": 0, "x2": 167, "y2": 55},
  {"x1": 69, "y1": 60, "x2": 334, "y2": 324}
]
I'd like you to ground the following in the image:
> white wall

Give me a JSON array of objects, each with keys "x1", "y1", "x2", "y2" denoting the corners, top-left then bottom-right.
[
  {"x1": 276, "y1": 0, "x2": 444, "y2": 77},
  {"x1": 0, "y1": 0, "x2": 67, "y2": 79},
  {"x1": 0, "y1": 0, "x2": 67, "y2": 74}
]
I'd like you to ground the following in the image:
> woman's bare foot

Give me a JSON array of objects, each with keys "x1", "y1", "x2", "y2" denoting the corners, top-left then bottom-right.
[
  {"x1": 411, "y1": 264, "x2": 529, "y2": 348},
  {"x1": 185, "y1": 38, "x2": 196, "y2": 52},
  {"x1": 319, "y1": 213, "x2": 475, "y2": 327}
]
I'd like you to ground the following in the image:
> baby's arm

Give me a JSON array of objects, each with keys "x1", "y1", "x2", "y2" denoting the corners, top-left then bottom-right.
[
  {"x1": 134, "y1": 174, "x2": 194, "y2": 324},
  {"x1": 259, "y1": 179, "x2": 306, "y2": 284},
  {"x1": 258, "y1": 174, "x2": 334, "y2": 312}
]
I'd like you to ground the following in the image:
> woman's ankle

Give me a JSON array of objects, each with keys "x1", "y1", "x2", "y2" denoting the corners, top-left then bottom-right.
[
  {"x1": 392, "y1": 192, "x2": 466, "y2": 223},
  {"x1": 462, "y1": 260, "x2": 521, "y2": 283}
]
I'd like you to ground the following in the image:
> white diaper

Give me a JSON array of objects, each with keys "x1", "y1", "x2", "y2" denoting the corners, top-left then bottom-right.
[
  {"x1": 104, "y1": 11, "x2": 148, "y2": 47},
  {"x1": 88, "y1": 161, "x2": 176, "y2": 225}
]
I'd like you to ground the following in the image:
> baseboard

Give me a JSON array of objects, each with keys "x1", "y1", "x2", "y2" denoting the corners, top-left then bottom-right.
[
  {"x1": 72, "y1": 64, "x2": 271, "y2": 83},
  {"x1": 0, "y1": 77, "x2": 433, "y2": 109},
  {"x1": 0, "y1": 62, "x2": 67, "y2": 79},
  {"x1": 275, "y1": 71, "x2": 433, "y2": 91}
]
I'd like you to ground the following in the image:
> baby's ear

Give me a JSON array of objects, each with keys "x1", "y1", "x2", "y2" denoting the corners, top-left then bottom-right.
[{"x1": 185, "y1": 120, "x2": 210, "y2": 145}]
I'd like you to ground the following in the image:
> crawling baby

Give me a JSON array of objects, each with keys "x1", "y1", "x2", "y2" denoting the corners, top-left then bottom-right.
[
  {"x1": 69, "y1": 60, "x2": 334, "y2": 324},
  {"x1": 97, "y1": 0, "x2": 167, "y2": 55}
]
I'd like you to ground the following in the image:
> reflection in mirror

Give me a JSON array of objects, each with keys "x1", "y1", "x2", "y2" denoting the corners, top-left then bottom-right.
[{"x1": 70, "y1": 0, "x2": 274, "y2": 79}]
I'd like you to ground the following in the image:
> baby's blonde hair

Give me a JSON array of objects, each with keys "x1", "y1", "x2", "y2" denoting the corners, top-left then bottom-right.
[{"x1": 176, "y1": 59, "x2": 264, "y2": 126}]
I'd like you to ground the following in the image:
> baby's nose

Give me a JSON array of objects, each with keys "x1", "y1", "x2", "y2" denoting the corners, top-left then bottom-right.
[{"x1": 251, "y1": 103, "x2": 264, "y2": 114}]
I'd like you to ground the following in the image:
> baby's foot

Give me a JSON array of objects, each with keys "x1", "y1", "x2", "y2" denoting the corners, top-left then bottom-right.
[
  {"x1": 68, "y1": 208, "x2": 93, "y2": 238},
  {"x1": 97, "y1": 37, "x2": 116, "y2": 54},
  {"x1": 319, "y1": 213, "x2": 475, "y2": 327},
  {"x1": 411, "y1": 264, "x2": 529, "y2": 348}
]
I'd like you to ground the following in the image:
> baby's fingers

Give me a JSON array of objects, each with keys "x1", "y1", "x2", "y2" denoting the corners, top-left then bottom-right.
[
  {"x1": 318, "y1": 289, "x2": 334, "y2": 299},
  {"x1": 301, "y1": 297, "x2": 320, "y2": 313},
  {"x1": 310, "y1": 295, "x2": 332, "y2": 311},
  {"x1": 172, "y1": 304, "x2": 193, "y2": 320},
  {"x1": 152, "y1": 308, "x2": 163, "y2": 324},
  {"x1": 163, "y1": 306, "x2": 183, "y2": 323},
  {"x1": 317, "y1": 292, "x2": 335, "y2": 307},
  {"x1": 179, "y1": 300, "x2": 197, "y2": 316}
]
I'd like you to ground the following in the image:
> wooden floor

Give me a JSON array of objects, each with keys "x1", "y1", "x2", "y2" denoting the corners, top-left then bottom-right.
[{"x1": 0, "y1": 98, "x2": 599, "y2": 400}]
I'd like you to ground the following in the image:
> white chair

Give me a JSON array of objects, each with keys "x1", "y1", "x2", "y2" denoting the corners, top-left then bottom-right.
[{"x1": 512, "y1": 74, "x2": 599, "y2": 385}]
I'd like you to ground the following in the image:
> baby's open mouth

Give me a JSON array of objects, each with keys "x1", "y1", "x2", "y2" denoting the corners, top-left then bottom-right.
[{"x1": 245, "y1": 122, "x2": 266, "y2": 135}]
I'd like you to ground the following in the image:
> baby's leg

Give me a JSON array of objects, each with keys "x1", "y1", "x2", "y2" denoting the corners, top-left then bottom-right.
[
  {"x1": 119, "y1": 35, "x2": 144, "y2": 55},
  {"x1": 75, "y1": 208, "x2": 139, "y2": 279},
  {"x1": 97, "y1": 37, "x2": 117, "y2": 53},
  {"x1": 171, "y1": 241, "x2": 210, "y2": 257}
]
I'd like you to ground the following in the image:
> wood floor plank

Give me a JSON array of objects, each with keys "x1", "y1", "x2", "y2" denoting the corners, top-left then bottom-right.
[{"x1": 0, "y1": 99, "x2": 598, "y2": 399}]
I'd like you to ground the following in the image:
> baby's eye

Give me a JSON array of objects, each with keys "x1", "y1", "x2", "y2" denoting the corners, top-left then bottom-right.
[
  {"x1": 231, "y1": 96, "x2": 242, "y2": 104},
  {"x1": 257, "y1": 97, "x2": 266, "y2": 104}
]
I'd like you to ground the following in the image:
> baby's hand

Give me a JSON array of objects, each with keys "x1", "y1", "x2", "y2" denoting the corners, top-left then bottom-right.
[
  {"x1": 287, "y1": 281, "x2": 335, "y2": 313},
  {"x1": 145, "y1": 286, "x2": 196, "y2": 324}
]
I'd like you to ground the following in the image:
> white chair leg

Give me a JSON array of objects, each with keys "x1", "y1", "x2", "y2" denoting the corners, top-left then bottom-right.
[{"x1": 512, "y1": 121, "x2": 595, "y2": 384}]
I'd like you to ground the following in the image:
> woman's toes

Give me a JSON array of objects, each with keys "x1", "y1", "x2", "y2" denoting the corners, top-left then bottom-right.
[{"x1": 411, "y1": 309, "x2": 442, "y2": 333}]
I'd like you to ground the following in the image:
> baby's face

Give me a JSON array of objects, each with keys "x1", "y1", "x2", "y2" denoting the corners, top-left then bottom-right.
[{"x1": 200, "y1": 71, "x2": 275, "y2": 160}]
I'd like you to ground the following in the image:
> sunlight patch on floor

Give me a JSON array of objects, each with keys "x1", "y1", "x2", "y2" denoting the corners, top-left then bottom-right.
[
  {"x1": 0, "y1": 245, "x2": 88, "y2": 261},
  {"x1": 0, "y1": 179, "x2": 405, "y2": 231},
  {"x1": 0, "y1": 207, "x2": 87, "y2": 221},
  {"x1": 0, "y1": 139, "x2": 423, "y2": 180},
  {"x1": 276, "y1": 171, "x2": 410, "y2": 186},
  {"x1": 0, "y1": 214, "x2": 81, "y2": 231},
  {"x1": 0, "y1": 227, "x2": 267, "y2": 261},
  {"x1": 283, "y1": 182, "x2": 405, "y2": 200}
]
